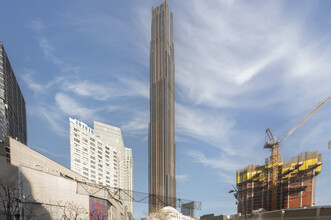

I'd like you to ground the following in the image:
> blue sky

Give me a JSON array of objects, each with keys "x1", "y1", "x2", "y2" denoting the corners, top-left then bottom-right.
[{"x1": 1, "y1": 0, "x2": 331, "y2": 218}]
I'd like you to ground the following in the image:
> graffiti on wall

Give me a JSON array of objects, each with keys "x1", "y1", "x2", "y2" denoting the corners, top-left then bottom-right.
[{"x1": 89, "y1": 197, "x2": 108, "y2": 220}]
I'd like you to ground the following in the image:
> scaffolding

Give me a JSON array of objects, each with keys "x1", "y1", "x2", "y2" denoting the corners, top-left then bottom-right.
[{"x1": 236, "y1": 151, "x2": 322, "y2": 214}]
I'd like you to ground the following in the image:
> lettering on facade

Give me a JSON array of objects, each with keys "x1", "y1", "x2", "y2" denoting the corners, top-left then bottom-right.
[{"x1": 34, "y1": 164, "x2": 43, "y2": 170}]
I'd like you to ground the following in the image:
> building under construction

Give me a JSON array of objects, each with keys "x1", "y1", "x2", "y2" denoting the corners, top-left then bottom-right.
[{"x1": 236, "y1": 151, "x2": 322, "y2": 214}]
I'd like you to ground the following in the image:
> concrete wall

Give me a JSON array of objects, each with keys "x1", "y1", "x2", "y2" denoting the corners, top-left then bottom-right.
[
  {"x1": 20, "y1": 166, "x2": 89, "y2": 216},
  {"x1": 0, "y1": 155, "x2": 53, "y2": 219},
  {"x1": 1, "y1": 137, "x2": 133, "y2": 219},
  {"x1": 10, "y1": 138, "x2": 87, "y2": 182}
]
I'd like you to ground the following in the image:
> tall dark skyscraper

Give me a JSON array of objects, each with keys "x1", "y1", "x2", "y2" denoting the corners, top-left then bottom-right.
[
  {"x1": 0, "y1": 42, "x2": 27, "y2": 158},
  {"x1": 148, "y1": 0, "x2": 176, "y2": 213}
]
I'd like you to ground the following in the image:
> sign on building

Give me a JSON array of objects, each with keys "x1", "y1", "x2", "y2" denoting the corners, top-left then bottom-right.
[{"x1": 89, "y1": 197, "x2": 108, "y2": 220}]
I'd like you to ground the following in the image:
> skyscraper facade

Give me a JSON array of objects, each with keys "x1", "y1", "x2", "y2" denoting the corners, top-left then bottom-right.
[
  {"x1": 149, "y1": 0, "x2": 176, "y2": 213},
  {"x1": 0, "y1": 42, "x2": 27, "y2": 150},
  {"x1": 69, "y1": 118, "x2": 134, "y2": 213}
]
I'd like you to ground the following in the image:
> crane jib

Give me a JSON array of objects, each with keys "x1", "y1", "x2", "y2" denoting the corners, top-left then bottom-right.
[{"x1": 264, "y1": 95, "x2": 330, "y2": 211}]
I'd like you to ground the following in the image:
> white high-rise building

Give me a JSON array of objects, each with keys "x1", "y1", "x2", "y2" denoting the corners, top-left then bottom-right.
[{"x1": 69, "y1": 118, "x2": 133, "y2": 213}]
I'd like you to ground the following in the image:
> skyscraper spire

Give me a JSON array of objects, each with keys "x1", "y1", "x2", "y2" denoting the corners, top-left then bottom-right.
[{"x1": 149, "y1": 0, "x2": 176, "y2": 214}]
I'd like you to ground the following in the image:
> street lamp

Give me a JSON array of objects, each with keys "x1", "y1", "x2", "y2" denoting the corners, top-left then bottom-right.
[{"x1": 229, "y1": 185, "x2": 247, "y2": 220}]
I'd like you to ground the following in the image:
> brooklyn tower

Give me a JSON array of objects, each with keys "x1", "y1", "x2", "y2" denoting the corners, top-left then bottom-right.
[{"x1": 148, "y1": 0, "x2": 176, "y2": 213}]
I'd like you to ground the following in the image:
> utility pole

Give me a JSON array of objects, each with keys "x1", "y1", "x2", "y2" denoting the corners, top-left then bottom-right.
[
  {"x1": 18, "y1": 165, "x2": 23, "y2": 220},
  {"x1": 229, "y1": 185, "x2": 247, "y2": 220}
]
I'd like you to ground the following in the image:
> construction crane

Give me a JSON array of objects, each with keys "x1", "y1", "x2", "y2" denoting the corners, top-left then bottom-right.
[{"x1": 264, "y1": 96, "x2": 331, "y2": 211}]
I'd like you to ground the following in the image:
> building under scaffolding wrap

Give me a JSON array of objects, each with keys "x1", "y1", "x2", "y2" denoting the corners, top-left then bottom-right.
[{"x1": 236, "y1": 151, "x2": 322, "y2": 214}]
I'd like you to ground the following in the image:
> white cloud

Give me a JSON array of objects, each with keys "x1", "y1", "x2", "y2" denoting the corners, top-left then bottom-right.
[
  {"x1": 188, "y1": 151, "x2": 241, "y2": 172},
  {"x1": 188, "y1": 151, "x2": 238, "y2": 184},
  {"x1": 169, "y1": 1, "x2": 331, "y2": 192},
  {"x1": 22, "y1": 32, "x2": 150, "y2": 137},
  {"x1": 176, "y1": 103, "x2": 236, "y2": 155},
  {"x1": 55, "y1": 93, "x2": 100, "y2": 122},
  {"x1": 37, "y1": 36, "x2": 80, "y2": 74},
  {"x1": 176, "y1": 174, "x2": 188, "y2": 182},
  {"x1": 59, "y1": 5, "x2": 151, "y2": 68},
  {"x1": 28, "y1": 18, "x2": 45, "y2": 32},
  {"x1": 21, "y1": 69, "x2": 65, "y2": 94},
  {"x1": 118, "y1": 77, "x2": 149, "y2": 100},
  {"x1": 21, "y1": 69, "x2": 46, "y2": 93},
  {"x1": 174, "y1": 0, "x2": 331, "y2": 110},
  {"x1": 121, "y1": 112, "x2": 149, "y2": 135},
  {"x1": 63, "y1": 77, "x2": 149, "y2": 101},
  {"x1": 131, "y1": 6, "x2": 151, "y2": 67},
  {"x1": 62, "y1": 81, "x2": 116, "y2": 101},
  {"x1": 28, "y1": 104, "x2": 67, "y2": 137},
  {"x1": 107, "y1": 106, "x2": 122, "y2": 112},
  {"x1": 37, "y1": 36, "x2": 55, "y2": 58}
]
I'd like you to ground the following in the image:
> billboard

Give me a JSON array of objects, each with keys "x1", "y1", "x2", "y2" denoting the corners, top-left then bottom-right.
[
  {"x1": 89, "y1": 197, "x2": 108, "y2": 220},
  {"x1": 181, "y1": 201, "x2": 195, "y2": 217}
]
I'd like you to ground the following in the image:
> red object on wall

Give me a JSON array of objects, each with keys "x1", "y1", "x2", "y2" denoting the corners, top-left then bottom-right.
[{"x1": 89, "y1": 197, "x2": 108, "y2": 220}]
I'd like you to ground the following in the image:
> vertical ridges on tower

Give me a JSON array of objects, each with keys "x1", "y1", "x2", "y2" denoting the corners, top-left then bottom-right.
[{"x1": 149, "y1": 0, "x2": 176, "y2": 213}]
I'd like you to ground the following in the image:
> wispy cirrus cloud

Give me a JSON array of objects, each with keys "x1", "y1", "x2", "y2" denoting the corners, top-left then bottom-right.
[
  {"x1": 55, "y1": 93, "x2": 101, "y2": 122},
  {"x1": 117, "y1": 77, "x2": 149, "y2": 99},
  {"x1": 37, "y1": 36, "x2": 80, "y2": 74},
  {"x1": 21, "y1": 69, "x2": 66, "y2": 94},
  {"x1": 28, "y1": 104, "x2": 68, "y2": 137},
  {"x1": 27, "y1": 18, "x2": 45, "y2": 32},
  {"x1": 171, "y1": 1, "x2": 331, "y2": 198},
  {"x1": 176, "y1": 103, "x2": 236, "y2": 154},
  {"x1": 22, "y1": 20, "x2": 150, "y2": 136},
  {"x1": 62, "y1": 80, "x2": 119, "y2": 101},
  {"x1": 188, "y1": 151, "x2": 237, "y2": 184},
  {"x1": 23, "y1": 68, "x2": 149, "y2": 137},
  {"x1": 62, "y1": 77, "x2": 149, "y2": 101},
  {"x1": 121, "y1": 111, "x2": 149, "y2": 136},
  {"x1": 58, "y1": 4, "x2": 151, "y2": 68},
  {"x1": 176, "y1": 174, "x2": 189, "y2": 182},
  {"x1": 175, "y1": 0, "x2": 331, "y2": 110}
]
